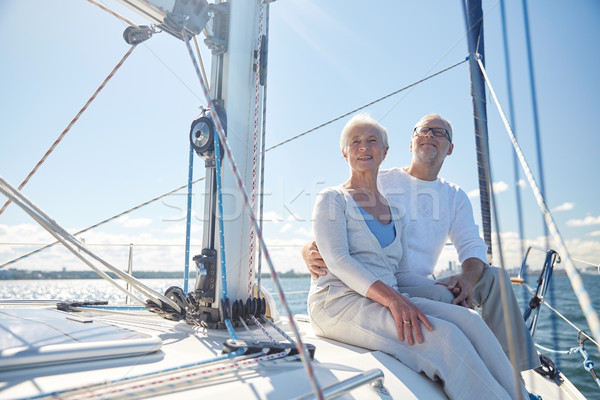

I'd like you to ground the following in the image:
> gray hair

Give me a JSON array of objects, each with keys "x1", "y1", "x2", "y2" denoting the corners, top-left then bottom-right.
[
  {"x1": 340, "y1": 114, "x2": 389, "y2": 151},
  {"x1": 413, "y1": 113, "x2": 453, "y2": 142}
]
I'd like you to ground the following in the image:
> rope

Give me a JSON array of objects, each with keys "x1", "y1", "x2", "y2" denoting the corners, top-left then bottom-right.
[
  {"x1": 213, "y1": 107, "x2": 238, "y2": 341},
  {"x1": 0, "y1": 178, "x2": 205, "y2": 269},
  {"x1": 85, "y1": 0, "x2": 139, "y2": 28},
  {"x1": 249, "y1": 314, "x2": 277, "y2": 343},
  {"x1": 261, "y1": 314, "x2": 296, "y2": 344},
  {"x1": 257, "y1": 1, "x2": 271, "y2": 294},
  {"x1": 29, "y1": 349, "x2": 287, "y2": 400},
  {"x1": 478, "y1": 57, "x2": 600, "y2": 352},
  {"x1": 247, "y1": 2, "x2": 266, "y2": 296},
  {"x1": 0, "y1": 45, "x2": 137, "y2": 217},
  {"x1": 264, "y1": 58, "x2": 468, "y2": 152},
  {"x1": 182, "y1": 33, "x2": 323, "y2": 398}
]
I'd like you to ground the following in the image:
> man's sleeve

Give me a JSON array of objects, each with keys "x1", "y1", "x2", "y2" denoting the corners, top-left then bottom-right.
[{"x1": 449, "y1": 189, "x2": 488, "y2": 265}]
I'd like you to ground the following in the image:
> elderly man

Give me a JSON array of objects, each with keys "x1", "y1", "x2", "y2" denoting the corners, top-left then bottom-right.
[{"x1": 303, "y1": 113, "x2": 539, "y2": 371}]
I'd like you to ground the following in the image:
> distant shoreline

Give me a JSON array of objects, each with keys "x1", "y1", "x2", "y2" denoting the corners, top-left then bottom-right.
[{"x1": 0, "y1": 268, "x2": 310, "y2": 280}]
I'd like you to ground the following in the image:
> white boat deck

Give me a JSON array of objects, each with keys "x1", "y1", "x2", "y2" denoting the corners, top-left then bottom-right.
[{"x1": 0, "y1": 303, "x2": 586, "y2": 399}]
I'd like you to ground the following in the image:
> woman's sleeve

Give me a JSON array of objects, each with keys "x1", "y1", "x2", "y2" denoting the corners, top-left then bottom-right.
[{"x1": 313, "y1": 189, "x2": 379, "y2": 296}]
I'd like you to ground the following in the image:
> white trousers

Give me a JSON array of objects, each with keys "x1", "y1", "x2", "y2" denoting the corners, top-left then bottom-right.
[
  {"x1": 309, "y1": 287, "x2": 529, "y2": 400},
  {"x1": 398, "y1": 266, "x2": 540, "y2": 371}
]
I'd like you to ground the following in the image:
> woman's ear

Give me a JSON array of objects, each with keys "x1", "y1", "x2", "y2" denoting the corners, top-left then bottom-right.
[{"x1": 342, "y1": 149, "x2": 348, "y2": 160}]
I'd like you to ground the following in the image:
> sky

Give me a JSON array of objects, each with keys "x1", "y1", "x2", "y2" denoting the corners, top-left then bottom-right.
[{"x1": 0, "y1": 0, "x2": 599, "y2": 278}]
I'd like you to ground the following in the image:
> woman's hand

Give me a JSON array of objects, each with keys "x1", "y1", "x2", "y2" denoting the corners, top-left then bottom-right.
[
  {"x1": 302, "y1": 240, "x2": 328, "y2": 279},
  {"x1": 367, "y1": 281, "x2": 434, "y2": 345}
]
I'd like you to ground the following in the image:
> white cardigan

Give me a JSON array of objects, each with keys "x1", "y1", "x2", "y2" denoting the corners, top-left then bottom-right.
[
  {"x1": 378, "y1": 168, "x2": 488, "y2": 276},
  {"x1": 309, "y1": 185, "x2": 436, "y2": 300}
]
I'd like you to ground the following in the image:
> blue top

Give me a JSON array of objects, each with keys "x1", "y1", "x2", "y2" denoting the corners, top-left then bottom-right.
[{"x1": 357, "y1": 205, "x2": 396, "y2": 248}]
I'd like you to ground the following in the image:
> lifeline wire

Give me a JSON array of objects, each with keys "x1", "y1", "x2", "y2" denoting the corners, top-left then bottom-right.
[
  {"x1": 0, "y1": 178, "x2": 205, "y2": 269},
  {"x1": 182, "y1": 34, "x2": 323, "y2": 398},
  {"x1": 0, "y1": 45, "x2": 137, "y2": 217},
  {"x1": 0, "y1": 176, "x2": 182, "y2": 312},
  {"x1": 478, "y1": 58, "x2": 600, "y2": 351}
]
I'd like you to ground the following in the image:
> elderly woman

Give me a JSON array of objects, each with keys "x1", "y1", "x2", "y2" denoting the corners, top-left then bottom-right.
[{"x1": 307, "y1": 114, "x2": 529, "y2": 399}]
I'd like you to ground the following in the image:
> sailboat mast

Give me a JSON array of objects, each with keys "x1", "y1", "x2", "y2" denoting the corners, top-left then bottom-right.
[
  {"x1": 462, "y1": 0, "x2": 493, "y2": 262},
  {"x1": 215, "y1": 0, "x2": 263, "y2": 303}
]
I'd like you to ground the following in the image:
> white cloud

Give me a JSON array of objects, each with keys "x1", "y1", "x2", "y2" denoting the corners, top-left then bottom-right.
[
  {"x1": 492, "y1": 181, "x2": 509, "y2": 194},
  {"x1": 567, "y1": 216, "x2": 600, "y2": 227},
  {"x1": 434, "y1": 231, "x2": 600, "y2": 275},
  {"x1": 467, "y1": 181, "x2": 508, "y2": 199},
  {"x1": 587, "y1": 231, "x2": 600, "y2": 237},
  {"x1": 295, "y1": 226, "x2": 314, "y2": 238},
  {"x1": 517, "y1": 179, "x2": 526, "y2": 188},
  {"x1": 552, "y1": 202, "x2": 575, "y2": 212},
  {"x1": 467, "y1": 189, "x2": 480, "y2": 199},
  {"x1": 120, "y1": 217, "x2": 153, "y2": 228},
  {"x1": 262, "y1": 211, "x2": 284, "y2": 223},
  {"x1": 280, "y1": 223, "x2": 292, "y2": 233}
]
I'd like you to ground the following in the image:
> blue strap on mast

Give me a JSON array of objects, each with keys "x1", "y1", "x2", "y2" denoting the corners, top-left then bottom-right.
[
  {"x1": 213, "y1": 115, "x2": 237, "y2": 340},
  {"x1": 183, "y1": 144, "x2": 195, "y2": 294}
]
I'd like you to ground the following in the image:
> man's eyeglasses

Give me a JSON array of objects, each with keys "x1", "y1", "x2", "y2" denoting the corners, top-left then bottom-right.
[{"x1": 413, "y1": 126, "x2": 451, "y2": 142}]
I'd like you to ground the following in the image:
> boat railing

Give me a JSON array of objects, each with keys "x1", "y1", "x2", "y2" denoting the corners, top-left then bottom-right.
[{"x1": 297, "y1": 368, "x2": 388, "y2": 400}]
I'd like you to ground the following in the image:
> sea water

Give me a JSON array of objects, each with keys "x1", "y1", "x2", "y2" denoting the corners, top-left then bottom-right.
[{"x1": 1, "y1": 274, "x2": 599, "y2": 398}]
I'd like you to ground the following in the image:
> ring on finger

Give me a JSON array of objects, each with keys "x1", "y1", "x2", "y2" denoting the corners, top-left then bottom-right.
[{"x1": 403, "y1": 320, "x2": 411, "y2": 324}]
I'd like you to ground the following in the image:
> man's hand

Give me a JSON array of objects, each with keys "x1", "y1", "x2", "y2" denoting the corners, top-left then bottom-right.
[
  {"x1": 445, "y1": 257, "x2": 485, "y2": 309},
  {"x1": 445, "y1": 275, "x2": 474, "y2": 308},
  {"x1": 301, "y1": 240, "x2": 328, "y2": 279}
]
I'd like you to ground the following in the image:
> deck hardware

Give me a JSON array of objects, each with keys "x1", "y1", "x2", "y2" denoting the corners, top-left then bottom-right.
[{"x1": 123, "y1": 25, "x2": 154, "y2": 45}]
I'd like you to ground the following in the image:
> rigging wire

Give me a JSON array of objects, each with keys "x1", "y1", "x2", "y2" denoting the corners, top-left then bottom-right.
[
  {"x1": 264, "y1": 58, "x2": 468, "y2": 153},
  {"x1": 0, "y1": 176, "x2": 183, "y2": 311},
  {"x1": 1, "y1": 60, "x2": 469, "y2": 269},
  {"x1": 499, "y1": 0, "x2": 525, "y2": 262},
  {"x1": 0, "y1": 45, "x2": 137, "y2": 218},
  {"x1": 477, "y1": 57, "x2": 600, "y2": 352},
  {"x1": 520, "y1": 0, "x2": 561, "y2": 370},
  {"x1": 498, "y1": 0, "x2": 537, "y2": 371},
  {"x1": 0, "y1": 178, "x2": 205, "y2": 269}
]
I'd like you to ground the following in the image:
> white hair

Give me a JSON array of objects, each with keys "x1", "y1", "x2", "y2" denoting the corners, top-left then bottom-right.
[{"x1": 340, "y1": 114, "x2": 389, "y2": 151}]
